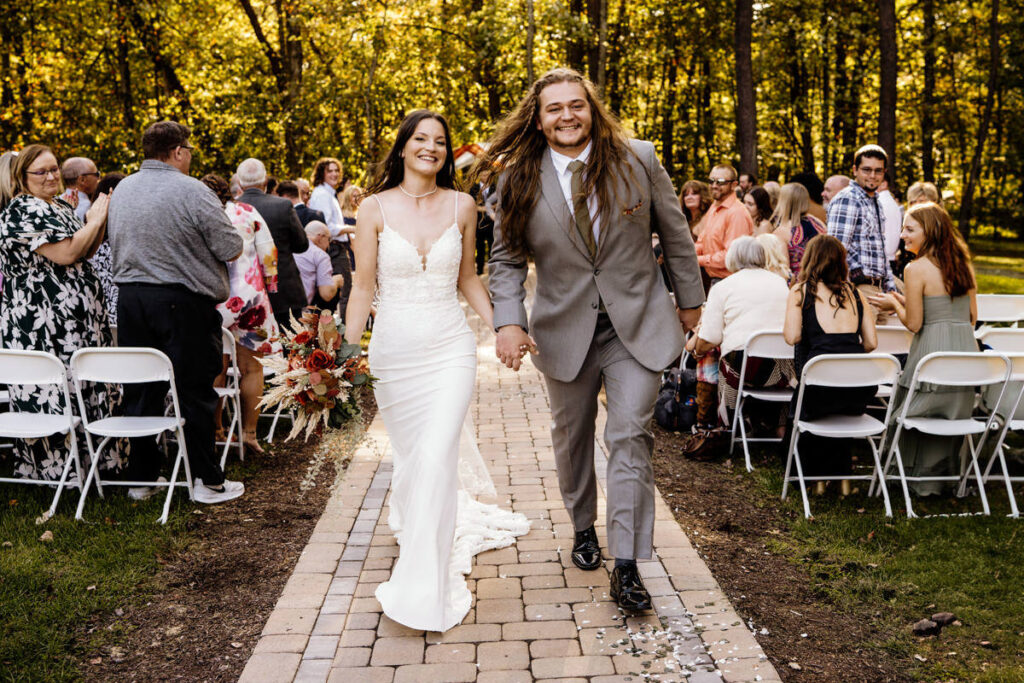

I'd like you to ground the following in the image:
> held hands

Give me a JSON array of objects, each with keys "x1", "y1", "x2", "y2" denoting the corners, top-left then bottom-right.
[
  {"x1": 85, "y1": 193, "x2": 109, "y2": 227},
  {"x1": 495, "y1": 325, "x2": 538, "y2": 372}
]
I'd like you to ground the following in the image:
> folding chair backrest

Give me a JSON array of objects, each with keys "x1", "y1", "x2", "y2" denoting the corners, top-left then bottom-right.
[
  {"x1": 0, "y1": 349, "x2": 68, "y2": 386},
  {"x1": 976, "y1": 294, "x2": 1024, "y2": 324},
  {"x1": 802, "y1": 353, "x2": 901, "y2": 388},
  {"x1": 222, "y1": 327, "x2": 237, "y2": 356},
  {"x1": 913, "y1": 352, "x2": 1009, "y2": 387},
  {"x1": 981, "y1": 328, "x2": 1024, "y2": 354},
  {"x1": 874, "y1": 327, "x2": 914, "y2": 355},
  {"x1": 745, "y1": 330, "x2": 792, "y2": 360},
  {"x1": 71, "y1": 347, "x2": 173, "y2": 384}
]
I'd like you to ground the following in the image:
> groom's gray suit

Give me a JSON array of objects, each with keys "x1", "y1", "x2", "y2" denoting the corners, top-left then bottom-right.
[{"x1": 489, "y1": 138, "x2": 704, "y2": 560}]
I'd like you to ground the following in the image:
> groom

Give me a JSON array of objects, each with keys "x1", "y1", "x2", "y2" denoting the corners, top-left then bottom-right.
[{"x1": 485, "y1": 68, "x2": 705, "y2": 611}]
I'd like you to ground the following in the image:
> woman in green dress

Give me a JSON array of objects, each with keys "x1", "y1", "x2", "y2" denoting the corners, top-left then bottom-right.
[
  {"x1": 871, "y1": 202, "x2": 978, "y2": 495},
  {"x1": 0, "y1": 144, "x2": 123, "y2": 480}
]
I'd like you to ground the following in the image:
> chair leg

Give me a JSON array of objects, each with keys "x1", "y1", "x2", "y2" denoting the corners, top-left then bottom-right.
[
  {"x1": 791, "y1": 442, "x2": 813, "y2": 519},
  {"x1": 967, "y1": 437, "x2": 991, "y2": 516},
  {"x1": 729, "y1": 395, "x2": 742, "y2": 455},
  {"x1": 47, "y1": 435, "x2": 77, "y2": 517},
  {"x1": 177, "y1": 427, "x2": 195, "y2": 500},
  {"x1": 74, "y1": 445, "x2": 102, "y2": 521},
  {"x1": 867, "y1": 438, "x2": 893, "y2": 517},
  {"x1": 781, "y1": 429, "x2": 798, "y2": 501},
  {"x1": 235, "y1": 395, "x2": 244, "y2": 462},
  {"x1": 890, "y1": 445, "x2": 917, "y2": 519},
  {"x1": 740, "y1": 415, "x2": 754, "y2": 472},
  {"x1": 266, "y1": 405, "x2": 283, "y2": 443},
  {"x1": 160, "y1": 444, "x2": 185, "y2": 525},
  {"x1": 219, "y1": 399, "x2": 238, "y2": 470}
]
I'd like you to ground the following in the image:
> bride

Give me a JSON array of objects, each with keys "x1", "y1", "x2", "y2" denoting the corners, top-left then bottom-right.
[{"x1": 343, "y1": 110, "x2": 530, "y2": 632}]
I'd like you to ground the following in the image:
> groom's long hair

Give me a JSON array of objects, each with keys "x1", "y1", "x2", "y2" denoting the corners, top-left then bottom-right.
[{"x1": 472, "y1": 68, "x2": 638, "y2": 258}]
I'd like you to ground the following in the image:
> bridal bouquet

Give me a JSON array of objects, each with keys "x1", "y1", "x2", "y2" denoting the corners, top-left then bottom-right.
[{"x1": 257, "y1": 308, "x2": 373, "y2": 440}]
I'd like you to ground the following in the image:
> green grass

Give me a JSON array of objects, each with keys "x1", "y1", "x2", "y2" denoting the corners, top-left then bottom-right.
[
  {"x1": 0, "y1": 483, "x2": 192, "y2": 682},
  {"x1": 748, "y1": 458, "x2": 1024, "y2": 681},
  {"x1": 975, "y1": 272, "x2": 1024, "y2": 295}
]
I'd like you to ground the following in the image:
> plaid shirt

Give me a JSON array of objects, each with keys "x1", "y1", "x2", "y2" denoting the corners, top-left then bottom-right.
[{"x1": 826, "y1": 181, "x2": 895, "y2": 291}]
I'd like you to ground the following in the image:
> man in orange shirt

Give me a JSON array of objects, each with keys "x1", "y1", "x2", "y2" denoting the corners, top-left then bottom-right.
[{"x1": 696, "y1": 164, "x2": 754, "y2": 284}]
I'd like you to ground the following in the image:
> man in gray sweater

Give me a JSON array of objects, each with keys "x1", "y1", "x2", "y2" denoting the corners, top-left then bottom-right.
[{"x1": 107, "y1": 121, "x2": 245, "y2": 505}]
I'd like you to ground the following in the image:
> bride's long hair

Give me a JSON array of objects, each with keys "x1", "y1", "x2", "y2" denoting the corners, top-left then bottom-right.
[{"x1": 364, "y1": 110, "x2": 459, "y2": 196}]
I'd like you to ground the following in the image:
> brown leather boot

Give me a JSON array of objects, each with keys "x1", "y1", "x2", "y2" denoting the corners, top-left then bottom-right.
[{"x1": 695, "y1": 380, "x2": 719, "y2": 428}]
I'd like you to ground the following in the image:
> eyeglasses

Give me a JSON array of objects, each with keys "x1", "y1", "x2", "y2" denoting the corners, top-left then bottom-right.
[
  {"x1": 177, "y1": 144, "x2": 194, "y2": 153},
  {"x1": 26, "y1": 167, "x2": 60, "y2": 178},
  {"x1": 857, "y1": 167, "x2": 885, "y2": 176},
  {"x1": 78, "y1": 171, "x2": 101, "y2": 178},
  {"x1": 707, "y1": 178, "x2": 735, "y2": 186}
]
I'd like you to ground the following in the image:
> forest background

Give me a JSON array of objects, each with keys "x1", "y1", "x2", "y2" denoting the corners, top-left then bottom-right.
[{"x1": 1, "y1": 0, "x2": 1021, "y2": 239}]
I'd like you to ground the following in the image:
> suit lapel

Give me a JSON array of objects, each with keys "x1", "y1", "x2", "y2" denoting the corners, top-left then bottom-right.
[{"x1": 540, "y1": 152, "x2": 592, "y2": 261}]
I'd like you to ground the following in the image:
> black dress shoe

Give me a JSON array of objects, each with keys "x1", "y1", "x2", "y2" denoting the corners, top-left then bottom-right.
[
  {"x1": 571, "y1": 526, "x2": 602, "y2": 570},
  {"x1": 610, "y1": 563, "x2": 652, "y2": 612}
]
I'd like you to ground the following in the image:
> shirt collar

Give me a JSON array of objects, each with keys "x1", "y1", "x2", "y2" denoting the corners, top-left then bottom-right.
[
  {"x1": 549, "y1": 140, "x2": 593, "y2": 176},
  {"x1": 140, "y1": 159, "x2": 179, "y2": 172},
  {"x1": 713, "y1": 192, "x2": 739, "y2": 211}
]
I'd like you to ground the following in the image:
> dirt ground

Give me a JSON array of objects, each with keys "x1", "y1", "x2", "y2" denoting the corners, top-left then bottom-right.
[
  {"x1": 79, "y1": 396, "x2": 375, "y2": 683},
  {"x1": 651, "y1": 425, "x2": 910, "y2": 683}
]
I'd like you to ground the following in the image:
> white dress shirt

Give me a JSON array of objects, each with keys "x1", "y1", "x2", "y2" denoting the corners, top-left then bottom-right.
[
  {"x1": 877, "y1": 189, "x2": 903, "y2": 261},
  {"x1": 60, "y1": 188, "x2": 91, "y2": 222},
  {"x1": 308, "y1": 184, "x2": 348, "y2": 242},
  {"x1": 549, "y1": 142, "x2": 599, "y2": 244}
]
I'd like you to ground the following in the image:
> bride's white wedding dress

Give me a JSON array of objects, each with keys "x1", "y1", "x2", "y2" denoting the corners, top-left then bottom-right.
[{"x1": 367, "y1": 192, "x2": 529, "y2": 632}]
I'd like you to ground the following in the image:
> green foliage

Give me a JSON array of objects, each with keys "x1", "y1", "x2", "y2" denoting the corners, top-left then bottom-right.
[{"x1": 0, "y1": 0, "x2": 1022, "y2": 235}]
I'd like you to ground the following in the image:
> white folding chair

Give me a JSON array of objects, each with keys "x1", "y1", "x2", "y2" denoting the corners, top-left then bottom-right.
[
  {"x1": 0, "y1": 350, "x2": 83, "y2": 517},
  {"x1": 729, "y1": 330, "x2": 794, "y2": 472},
  {"x1": 71, "y1": 348, "x2": 192, "y2": 524},
  {"x1": 976, "y1": 294, "x2": 1024, "y2": 326},
  {"x1": 974, "y1": 329, "x2": 1024, "y2": 517},
  {"x1": 782, "y1": 353, "x2": 901, "y2": 518},
  {"x1": 217, "y1": 328, "x2": 244, "y2": 469},
  {"x1": 872, "y1": 327, "x2": 913, "y2": 404},
  {"x1": 879, "y1": 352, "x2": 1010, "y2": 518}
]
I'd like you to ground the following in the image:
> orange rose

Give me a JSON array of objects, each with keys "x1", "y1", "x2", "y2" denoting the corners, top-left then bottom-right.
[
  {"x1": 293, "y1": 330, "x2": 313, "y2": 345},
  {"x1": 305, "y1": 349, "x2": 335, "y2": 372}
]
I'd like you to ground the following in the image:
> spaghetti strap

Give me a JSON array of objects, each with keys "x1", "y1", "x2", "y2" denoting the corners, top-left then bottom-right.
[{"x1": 372, "y1": 194, "x2": 388, "y2": 226}]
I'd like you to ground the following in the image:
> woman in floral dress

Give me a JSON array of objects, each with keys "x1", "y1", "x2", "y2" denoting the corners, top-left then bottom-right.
[
  {"x1": 201, "y1": 175, "x2": 281, "y2": 454},
  {"x1": 0, "y1": 144, "x2": 125, "y2": 480}
]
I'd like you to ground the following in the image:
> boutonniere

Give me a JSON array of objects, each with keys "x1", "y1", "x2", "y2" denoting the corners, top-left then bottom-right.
[{"x1": 623, "y1": 200, "x2": 645, "y2": 216}]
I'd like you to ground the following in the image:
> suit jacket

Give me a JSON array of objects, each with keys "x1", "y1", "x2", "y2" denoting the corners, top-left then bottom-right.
[
  {"x1": 294, "y1": 203, "x2": 326, "y2": 228},
  {"x1": 239, "y1": 188, "x2": 309, "y2": 315},
  {"x1": 488, "y1": 139, "x2": 705, "y2": 383}
]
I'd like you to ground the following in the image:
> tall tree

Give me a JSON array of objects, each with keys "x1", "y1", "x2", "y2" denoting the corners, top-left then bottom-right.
[
  {"x1": 524, "y1": 0, "x2": 535, "y2": 85},
  {"x1": 733, "y1": 0, "x2": 757, "y2": 178},
  {"x1": 877, "y1": 0, "x2": 897, "y2": 180},
  {"x1": 958, "y1": 0, "x2": 1002, "y2": 237},
  {"x1": 921, "y1": 0, "x2": 936, "y2": 182}
]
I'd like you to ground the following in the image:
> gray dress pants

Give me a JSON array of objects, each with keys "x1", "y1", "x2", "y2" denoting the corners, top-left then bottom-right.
[{"x1": 543, "y1": 313, "x2": 661, "y2": 560}]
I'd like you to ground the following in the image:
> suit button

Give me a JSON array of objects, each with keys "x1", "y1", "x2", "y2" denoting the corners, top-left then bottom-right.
[
  {"x1": 594, "y1": 268, "x2": 601, "y2": 275},
  {"x1": 591, "y1": 303, "x2": 598, "y2": 309}
]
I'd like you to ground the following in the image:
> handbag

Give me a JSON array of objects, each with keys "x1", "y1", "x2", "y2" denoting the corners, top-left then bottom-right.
[{"x1": 654, "y1": 357, "x2": 697, "y2": 432}]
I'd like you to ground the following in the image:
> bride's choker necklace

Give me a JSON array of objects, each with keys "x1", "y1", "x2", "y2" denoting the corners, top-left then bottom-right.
[{"x1": 398, "y1": 184, "x2": 438, "y2": 198}]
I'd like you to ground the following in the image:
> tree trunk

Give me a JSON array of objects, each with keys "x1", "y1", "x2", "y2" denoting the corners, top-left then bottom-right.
[
  {"x1": 524, "y1": 0, "x2": 535, "y2": 85},
  {"x1": 921, "y1": 0, "x2": 936, "y2": 182},
  {"x1": 877, "y1": 0, "x2": 897, "y2": 179},
  {"x1": 958, "y1": 0, "x2": 1001, "y2": 238},
  {"x1": 661, "y1": 51, "x2": 678, "y2": 178},
  {"x1": 567, "y1": 0, "x2": 585, "y2": 72},
  {"x1": 733, "y1": 0, "x2": 757, "y2": 178},
  {"x1": 604, "y1": 0, "x2": 627, "y2": 112},
  {"x1": 595, "y1": 0, "x2": 608, "y2": 93},
  {"x1": 118, "y1": 0, "x2": 192, "y2": 113},
  {"x1": 278, "y1": 0, "x2": 304, "y2": 176}
]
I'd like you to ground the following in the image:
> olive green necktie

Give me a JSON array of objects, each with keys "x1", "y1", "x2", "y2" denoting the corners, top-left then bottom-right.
[{"x1": 567, "y1": 160, "x2": 596, "y2": 258}]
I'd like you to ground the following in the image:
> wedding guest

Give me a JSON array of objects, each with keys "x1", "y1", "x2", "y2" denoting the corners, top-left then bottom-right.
[
  {"x1": 229, "y1": 174, "x2": 242, "y2": 199},
  {"x1": 743, "y1": 186, "x2": 773, "y2": 235},
  {"x1": 906, "y1": 181, "x2": 940, "y2": 207},
  {"x1": 339, "y1": 182, "x2": 362, "y2": 281},
  {"x1": 687, "y1": 237, "x2": 792, "y2": 434},
  {"x1": 870, "y1": 203, "x2": 977, "y2": 495},
  {"x1": 695, "y1": 164, "x2": 754, "y2": 284},
  {"x1": 0, "y1": 150, "x2": 16, "y2": 210},
  {"x1": 822, "y1": 175, "x2": 851, "y2": 212},
  {"x1": 756, "y1": 232, "x2": 791, "y2": 282},
  {"x1": 265, "y1": 175, "x2": 279, "y2": 196},
  {"x1": 771, "y1": 182, "x2": 825, "y2": 281},
  {"x1": 789, "y1": 171, "x2": 828, "y2": 225},
  {"x1": 59, "y1": 156, "x2": 100, "y2": 221},
  {"x1": 296, "y1": 177, "x2": 312, "y2": 205},
  {"x1": 679, "y1": 179, "x2": 711, "y2": 241},
  {"x1": 308, "y1": 157, "x2": 354, "y2": 285},
  {"x1": 763, "y1": 180, "x2": 781, "y2": 209},
  {"x1": 277, "y1": 180, "x2": 325, "y2": 227},
  {"x1": 294, "y1": 220, "x2": 345, "y2": 307},
  {"x1": 737, "y1": 172, "x2": 756, "y2": 199},
  {"x1": 877, "y1": 173, "x2": 903, "y2": 266},
  {"x1": 88, "y1": 172, "x2": 125, "y2": 328},
  {"x1": 0, "y1": 144, "x2": 123, "y2": 480},
  {"x1": 201, "y1": 174, "x2": 280, "y2": 454},
  {"x1": 236, "y1": 158, "x2": 309, "y2": 324},
  {"x1": 108, "y1": 121, "x2": 244, "y2": 504},
  {"x1": 783, "y1": 234, "x2": 877, "y2": 491}
]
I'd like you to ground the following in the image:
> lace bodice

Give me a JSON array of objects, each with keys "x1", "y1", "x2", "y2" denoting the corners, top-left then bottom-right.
[{"x1": 374, "y1": 194, "x2": 463, "y2": 308}]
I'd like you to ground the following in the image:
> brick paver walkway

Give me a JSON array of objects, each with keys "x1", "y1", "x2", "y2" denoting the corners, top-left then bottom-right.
[{"x1": 240, "y1": 275, "x2": 780, "y2": 683}]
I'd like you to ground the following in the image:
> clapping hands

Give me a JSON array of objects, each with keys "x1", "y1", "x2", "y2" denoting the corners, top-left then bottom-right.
[{"x1": 495, "y1": 325, "x2": 538, "y2": 371}]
